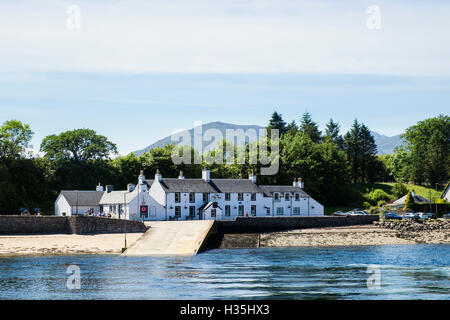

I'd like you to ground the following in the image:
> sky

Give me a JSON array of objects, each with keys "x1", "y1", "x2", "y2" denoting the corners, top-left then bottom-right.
[{"x1": 0, "y1": 0, "x2": 449, "y2": 155}]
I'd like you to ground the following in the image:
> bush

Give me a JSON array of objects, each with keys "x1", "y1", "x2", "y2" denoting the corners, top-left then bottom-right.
[
  {"x1": 365, "y1": 189, "x2": 391, "y2": 206},
  {"x1": 404, "y1": 190, "x2": 414, "y2": 210},
  {"x1": 362, "y1": 201, "x2": 371, "y2": 209},
  {"x1": 377, "y1": 200, "x2": 386, "y2": 207},
  {"x1": 392, "y1": 182, "x2": 409, "y2": 198}
]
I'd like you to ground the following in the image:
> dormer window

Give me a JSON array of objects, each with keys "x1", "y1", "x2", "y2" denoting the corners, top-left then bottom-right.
[
  {"x1": 238, "y1": 193, "x2": 244, "y2": 201},
  {"x1": 251, "y1": 193, "x2": 256, "y2": 201},
  {"x1": 189, "y1": 192, "x2": 195, "y2": 203},
  {"x1": 203, "y1": 193, "x2": 209, "y2": 202},
  {"x1": 285, "y1": 193, "x2": 290, "y2": 201},
  {"x1": 225, "y1": 193, "x2": 231, "y2": 201},
  {"x1": 295, "y1": 193, "x2": 300, "y2": 201},
  {"x1": 175, "y1": 192, "x2": 181, "y2": 203}
]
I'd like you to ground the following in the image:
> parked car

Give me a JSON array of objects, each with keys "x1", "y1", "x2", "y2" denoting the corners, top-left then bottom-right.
[
  {"x1": 332, "y1": 211, "x2": 349, "y2": 216},
  {"x1": 382, "y1": 211, "x2": 403, "y2": 220},
  {"x1": 402, "y1": 212, "x2": 420, "y2": 220},
  {"x1": 443, "y1": 214, "x2": 450, "y2": 219},
  {"x1": 418, "y1": 212, "x2": 433, "y2": 219},
  {"x1": 349, "y1": 210, "x2": 370, "y2": 216}
]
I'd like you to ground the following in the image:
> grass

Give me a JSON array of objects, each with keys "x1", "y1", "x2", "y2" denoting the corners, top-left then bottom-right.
[{"x1": 378, "y1": 183, "x2": 444, "y2": 202}]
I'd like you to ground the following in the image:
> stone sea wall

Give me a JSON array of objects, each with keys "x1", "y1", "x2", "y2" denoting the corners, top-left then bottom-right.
[
  {"x1": 216, "y1": 215, "x2": 379, "y2": 234},
  {"x1": 0, "y1": 215, "x2": 147, "y2": 235}
]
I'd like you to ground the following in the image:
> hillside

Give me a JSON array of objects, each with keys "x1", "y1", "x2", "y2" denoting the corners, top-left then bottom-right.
[
  {"x1": 133, "y1": 122, "x2": 264, "y2": 156},
  {"x1": 133, "y1": 122, "x2": 403, "y2": 156}
]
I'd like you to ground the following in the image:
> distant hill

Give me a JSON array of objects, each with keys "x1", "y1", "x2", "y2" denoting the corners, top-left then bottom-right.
[
  {"x1": 133, "y1": 122, "x2": 403, "y2": 156},
  {"x1": 370, "y1": 132, "x2": 403, "y2": 155},
  {"x1": 133, "y1": 122, "x2": 265, "y2": 156}
]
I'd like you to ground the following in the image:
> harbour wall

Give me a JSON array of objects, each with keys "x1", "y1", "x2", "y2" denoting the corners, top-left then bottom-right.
[
  {"x1": 0, "y1": 215, "x2": 147, "y2": 235},
  {"x1": 215, "y1": 215, "x2": 379, "y2": 234}
]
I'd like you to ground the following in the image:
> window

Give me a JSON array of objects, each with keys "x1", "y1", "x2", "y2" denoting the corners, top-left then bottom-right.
[
  {"x1": 175, "y1": 192, "x2": 181, "y2": 203},
  {"x1": 251, "y1": 193, "x2": 256, "y2": 201},
  {"x1": 251, "y1": 205, "x2": 256, "y2": 216},
  {"x1": 295, "y1": 193, "x2": 300, "y2": 201},
  {"x1": 293, "y1": 207, "x2": 301, "y2": 215},
  {"x1": 238, "y1": 205, "x2": 244, "y2": 216},
  {"x1": 175, "y1": 206, "x2": 181, "y2": 217},
  {"x1": 189, "y1": 206, "x2": 195, "y2": 217},
  {"x1": 238, "y1": 193, "x2": 244, "y2": 201},
  {"x1": 211, "y1": 209, "x2": 216, "y2": 218},
  {"x1": 225, "y1": 193, "x2": 231, "y2": 201},
  {"x1": 203, "y1": 193, "x2": 209, "y2": 202},
  {"x1": 276, "y1": 207, "x2": 284, "y2": 215},
  {"x1": 189, "y1": 192, "x2": 195, "y2": 203},
  {"x1": 285, "y1": 193, "x2": 290, "y2": 201},
  {"x1": 274, "y1": 193, "x2": 280, "y2": 201},
  {"x1": 225, "y1": 205, "x2": 231, "y2": 216},
  {"x1": 266, "y1": 208, "x2": 271, "y2": 216}
]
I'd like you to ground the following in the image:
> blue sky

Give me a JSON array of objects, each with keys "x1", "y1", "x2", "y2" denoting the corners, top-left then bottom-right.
[{"x1": 0, "y1": 1, "x2": 449, "y2": 154}]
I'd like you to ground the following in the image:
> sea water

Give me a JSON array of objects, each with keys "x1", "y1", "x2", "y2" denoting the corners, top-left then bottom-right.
[{"x1": 0, "y1": 244, "x2": 448, "y2": 300}]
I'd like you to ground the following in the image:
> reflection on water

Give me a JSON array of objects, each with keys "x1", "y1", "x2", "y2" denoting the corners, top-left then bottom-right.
[{"x1": 0, "y1": 244, "x2": 448, "y2": 300}]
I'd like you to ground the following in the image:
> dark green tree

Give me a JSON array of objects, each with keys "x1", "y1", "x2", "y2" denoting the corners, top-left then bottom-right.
[
  {"x1": 324, "y1": 118, "x2": 344, "y2": 149},
  {"x1": 267, "y1": 111, "x2": 288, "y2": 135},
  {"x1": 299, "y1": 112, "x2": 321, "y2": 143}
]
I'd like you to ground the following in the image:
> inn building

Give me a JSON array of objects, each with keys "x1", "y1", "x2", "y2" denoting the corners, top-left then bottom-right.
[{"x1": 55, "y1": 168, "x2": 324, "y2": 220}]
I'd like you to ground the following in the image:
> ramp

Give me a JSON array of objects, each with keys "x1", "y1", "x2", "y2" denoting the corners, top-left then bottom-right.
[{"x1": 122, "y1": 220, "x2": 215, "y2": 256}]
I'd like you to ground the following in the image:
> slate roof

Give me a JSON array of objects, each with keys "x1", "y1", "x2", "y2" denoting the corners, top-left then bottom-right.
[
  {"x1": 391, "y1": 194, "x2": 431, "y2": 206},
  {"x1": 210, "y1": 179, "x2": 264, "y2": 193},
  {"x1": 259, "y1": 185, "x2": 310, "y2": 198},
  {"x1": 99, "y1": 189, "x2": 138, "y2": 205},
  {"x1": 159, "y1": 178, "x2": 219, "y2": 193},
  {"x1": 60, "y1": 191, "x2": 105, "y2": 206}
]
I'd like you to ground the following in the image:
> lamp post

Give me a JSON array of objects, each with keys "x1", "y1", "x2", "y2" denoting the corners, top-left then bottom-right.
[{"x1": 123, "y1": 192, "x2": 127, "y2": 251}]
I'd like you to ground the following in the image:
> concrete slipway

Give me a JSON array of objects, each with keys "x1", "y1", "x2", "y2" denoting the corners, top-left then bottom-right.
[{"x1": 122, "y1": 220, "x2": 215, "y2": 256}]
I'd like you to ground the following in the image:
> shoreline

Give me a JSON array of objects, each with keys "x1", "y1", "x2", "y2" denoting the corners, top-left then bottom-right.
[{"x1": 1, "y1": 222, "x2": 449, "y2": 257}]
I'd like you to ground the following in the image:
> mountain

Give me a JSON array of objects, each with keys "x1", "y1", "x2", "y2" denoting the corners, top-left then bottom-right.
[
  {"x1": 370, "y1": 132, "x2": 403, "y2": 155},
  {"x1": 133, "y1": 122, "x2": 403, "y2": 156},
  {"x1": 133, "y1": 122, "x2": 265, "y2": 156}
]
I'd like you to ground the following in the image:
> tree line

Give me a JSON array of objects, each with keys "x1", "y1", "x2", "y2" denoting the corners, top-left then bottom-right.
[{"x1": 0, "y1": 113, "x2": 448, "y2": 214}]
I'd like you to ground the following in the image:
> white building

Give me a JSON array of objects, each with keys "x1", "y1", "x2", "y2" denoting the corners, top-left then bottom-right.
[
  {"x1": 55, "y1": 168, "x2": 324, "y2": 220},
  {"x1": 441, "y1": 183, "x2": 450, "y2": 202}
]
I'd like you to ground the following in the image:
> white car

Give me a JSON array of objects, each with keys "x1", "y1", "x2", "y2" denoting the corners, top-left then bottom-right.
[{"x1": 402, "y1": 212, "x2": 420, "y2": 220}]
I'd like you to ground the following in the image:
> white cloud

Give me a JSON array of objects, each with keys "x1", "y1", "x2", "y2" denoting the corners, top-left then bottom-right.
[{"x1": 0, "y1": 0, "x2": 450, "y2": 76}]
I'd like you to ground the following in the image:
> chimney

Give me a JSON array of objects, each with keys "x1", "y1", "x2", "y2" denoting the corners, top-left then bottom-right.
[
  {"x1": 202, "y1": 166, "x2": 210, "y2": 182},
  {"x1": 155, "y1": 169, "x2": 162, "y2": 182},
  {"x1": 138, "y1": 170, "x2": 146, "y2": 184},
  {"x1": 106, "y1": 185, "x2": 114, "y2": 193},
  {"x1": 178, "y1": 171, "x2": 185, "y2": 179},
  {"x1": 96, "y1": 183, "x2": 104, "y2": 192},
  {"x1": 127, "y1": 183, "x2": 135, "y2": 192},
  {"x1": 298, "y1": 178, "x2": 304, "y2": 189},
  {"x1": 249, "y1": 171, "x2": 257, "y2": 184},
  {"x1": 293, "y1": 178, "x2": 297, "y2": 187}
]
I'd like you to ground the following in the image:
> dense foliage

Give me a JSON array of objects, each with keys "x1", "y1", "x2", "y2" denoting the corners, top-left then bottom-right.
[{"x1": 0, "y1": 113, "x2": 448, "y2": 214}]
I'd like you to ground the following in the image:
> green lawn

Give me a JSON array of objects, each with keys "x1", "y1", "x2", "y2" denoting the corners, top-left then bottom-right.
[{"x1": 377, "y1": 183, "x2": 444, "y2": 202}]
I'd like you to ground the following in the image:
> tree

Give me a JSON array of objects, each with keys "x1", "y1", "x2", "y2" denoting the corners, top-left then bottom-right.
[
  {"x1": 267, "y1": 111, "x2": 287, "y2": 135},
  {"x1": 324, "y1": 118, "x2": 343, "y2": 149},
  {"x1": 286, "y1": 121, "x2": 299, "y2": 136},
  {"x1": 402, "y1": 115, "x2": 450, "y2": 185},
  {"x1": 0, "y1": 120, "x2": 33, "y2": 160},
  {"x1": 404, "y1": 190, "x2": 414, "y2": 211},
  {"x1": 343, "y1": 119, "x2": 362, "y2": 183},
  {"x1": 299, "y1": 112, "x2": 321, "y2": 143},
  {"x1": 360, "y1": 124, "x2": 377, "y2": 182},
  {"x1": 40, "y1": 129, "x2": 118, "y2": 161}
]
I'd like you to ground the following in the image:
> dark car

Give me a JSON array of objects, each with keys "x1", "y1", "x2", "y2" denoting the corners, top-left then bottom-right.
[{"x1": 382, "y1": 211, "x2": 402, "y2": 220}]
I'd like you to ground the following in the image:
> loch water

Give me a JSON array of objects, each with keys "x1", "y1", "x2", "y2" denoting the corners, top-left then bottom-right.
[{"x1": 0, "y1": 244, "x2": 449, "y2": 300}]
